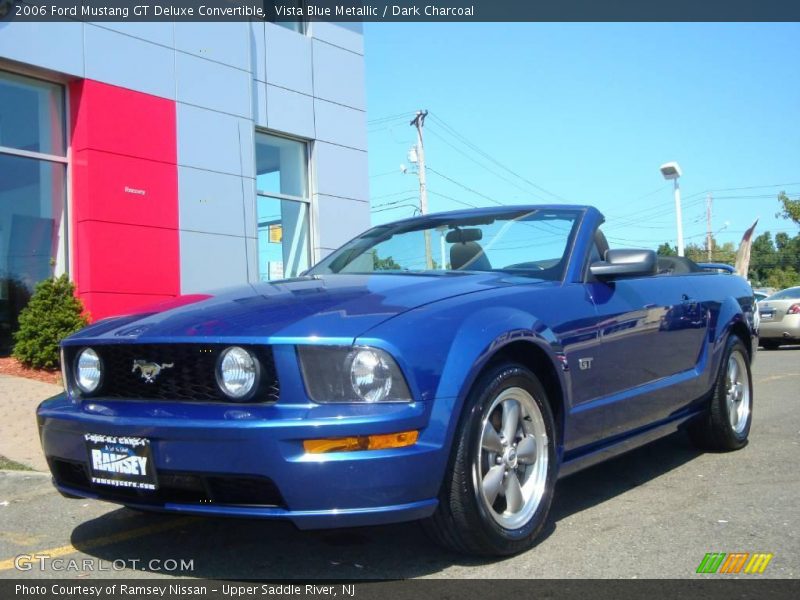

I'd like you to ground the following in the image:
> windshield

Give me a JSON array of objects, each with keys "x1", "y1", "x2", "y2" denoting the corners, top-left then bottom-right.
[
  {"x1": 309, "y1": 208, "x2": 581, "y2": 280},
  {"x1": 766, "y1": 287, "x2": 800, "y2": 301}
]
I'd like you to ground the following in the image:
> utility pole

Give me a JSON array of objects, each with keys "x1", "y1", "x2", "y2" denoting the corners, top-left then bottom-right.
[
  {"x1": 410, "y1": 110, "x2": 429, "y2": 214},
  {"x1": 706, "y1": 193, "x2": 713, "y2": 261},
  {"x1": 410, "y1": 109, "x2": 432, "y2": 268},
  {"x1": 674, "y1": 178, "x2": 684, "y2": 257}
]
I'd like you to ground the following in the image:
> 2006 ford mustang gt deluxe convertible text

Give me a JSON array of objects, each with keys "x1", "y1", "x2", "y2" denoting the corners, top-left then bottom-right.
[{"x1": 39, "y1": 205, "x2": 757, "y2": 556}]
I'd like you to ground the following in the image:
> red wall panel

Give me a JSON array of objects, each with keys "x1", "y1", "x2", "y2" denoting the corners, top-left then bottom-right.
[
  {"x1": 70, "y1": 80, "x2": 177, "y2": 163},
  {"x1": 69, "y1": 80, "x2": 179, "y2": 321},
  {"x1": 73, "y1": 221, "x2": 180, "y2": 297},
  {"x1": 71, "y1": 150, "x2": 178, "y2": 229}
]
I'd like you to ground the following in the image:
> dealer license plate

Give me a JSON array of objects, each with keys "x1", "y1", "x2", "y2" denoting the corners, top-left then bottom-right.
[
  {"x1": 760, "y1": 311, "x2": 774, "y2": 321},
  {"x1": 85, "y1": 433, "x2": 157, "y2": 490}
]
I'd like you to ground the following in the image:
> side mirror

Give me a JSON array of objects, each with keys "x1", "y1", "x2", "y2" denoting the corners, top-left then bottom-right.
[{"x1": 590, "y1": 249, "x2": 657, "y2": 280}]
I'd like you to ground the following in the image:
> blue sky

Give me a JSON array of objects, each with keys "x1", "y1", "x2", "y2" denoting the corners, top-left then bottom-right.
[{"x1": 362, "y1": 23, "x2": 800, "y2": 250}]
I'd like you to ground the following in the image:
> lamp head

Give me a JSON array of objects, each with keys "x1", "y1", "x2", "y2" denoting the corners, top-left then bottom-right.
[{"x1": 659, "y1": 161, "x2": 682, "y2": 180}]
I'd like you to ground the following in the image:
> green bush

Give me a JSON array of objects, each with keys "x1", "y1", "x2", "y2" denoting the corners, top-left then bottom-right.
[{"x1": 12, "y1": 275, "x2": 89, "y2": 370}]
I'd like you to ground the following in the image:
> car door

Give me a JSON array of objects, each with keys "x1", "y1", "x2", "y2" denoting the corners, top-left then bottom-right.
[{"x1": 585, "y1": 243, "x2": 709, "y2": 438}]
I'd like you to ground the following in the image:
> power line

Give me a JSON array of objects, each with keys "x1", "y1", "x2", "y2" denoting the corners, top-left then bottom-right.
[
  {"x1": 600, "y1": 185, "x2": 669, "y2": 219},
  {"x1": 701, "y1": 181, "x2": 800, "y2": 194},
  {"x1": 427, "y1": 113, "x2": 569, "y2": 202},
  {"x1": 603, "y1": 190, "x2": 705, "y2": 228},
  {"x1": 605, "y1": 185, "x2": 797, "y2": 232},
  {"x1": 604, "y1": 196, "x2": 708, "y2": 230},
  {"x1": 427, "y1": 166, "x2": 504, "y2": 206},
  {"x1": 602, "y1": 186, "x2": 798, "y2": 233},
  {"x1": 711, "y1": 192, "x2": 800, "y2": 200},
  {"x1": 371, "y1": 189, "x2": 417, "y2": 201},
  {"x1": 367, "y1": 111, "x2": 415, "y2": 125},
  {"x1": 425, "y1": 124, "x2": 542, "y2": 200},
  {"x1": 428, "y1": 190, "x2": 481, "y2": 210},
  {"x1": 371, "y1": 203, "x2": 420, "y2": 215},
  {"x1": 371, "y1": 196, "x2": 420, "y2": 211}
]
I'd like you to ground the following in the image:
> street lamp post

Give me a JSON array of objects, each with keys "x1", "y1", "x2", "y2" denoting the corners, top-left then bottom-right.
[{"x1": 660, "y1": 161, "x2": 684, "y2": 256}]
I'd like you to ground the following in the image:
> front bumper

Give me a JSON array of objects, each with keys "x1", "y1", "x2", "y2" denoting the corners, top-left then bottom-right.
[
  {"x1": 37, "y1": 393, "x2": 444, "y2": 529},
  {"x1": 759, "y1": 314, "x2": 800, "y2": 341}
]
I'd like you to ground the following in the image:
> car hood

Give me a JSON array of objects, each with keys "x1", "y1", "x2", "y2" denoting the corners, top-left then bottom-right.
[{"x1": 66, "y1": 273, "x2": 541, "y2": 344}]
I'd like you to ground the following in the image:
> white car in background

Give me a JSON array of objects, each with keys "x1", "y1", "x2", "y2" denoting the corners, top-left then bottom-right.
[{"x1": 758, "y1": 286, "x2": 800, "y2": 349}]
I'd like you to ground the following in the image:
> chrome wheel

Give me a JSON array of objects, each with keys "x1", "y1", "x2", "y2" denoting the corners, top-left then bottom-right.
[
  {"x1": 726, "y1": 351, "x2": 751, "y2": 435},
  {"x1": 477, "y1": 387, "x2": 549, "y2": 530}
]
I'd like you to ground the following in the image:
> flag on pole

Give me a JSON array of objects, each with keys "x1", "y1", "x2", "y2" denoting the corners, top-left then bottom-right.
[{"x1": 734, "y1": 219, "x2": 759, "y2": 278}]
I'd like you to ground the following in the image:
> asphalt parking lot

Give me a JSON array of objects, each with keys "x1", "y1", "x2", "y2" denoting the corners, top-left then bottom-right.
[{"x1": 1, "y1": 347, "x2": 797, "y2": 580}]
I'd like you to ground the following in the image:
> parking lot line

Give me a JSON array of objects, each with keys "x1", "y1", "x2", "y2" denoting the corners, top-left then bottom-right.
[{"x1": 0, "y1": 516, "x2": 196, "y2": 571}]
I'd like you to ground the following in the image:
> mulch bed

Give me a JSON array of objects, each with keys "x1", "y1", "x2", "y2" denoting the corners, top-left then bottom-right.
[{"x1": 0, "y1": 357, "x2": 62, "y2": 385}]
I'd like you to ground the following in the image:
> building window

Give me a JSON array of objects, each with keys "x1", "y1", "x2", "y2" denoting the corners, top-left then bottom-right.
[
  {"x1": 255, "y1": 132, "x2": 310, "y2": 281},
  {"x1": 266, "y1": 1, "x2": 306, "y2": 34},
  {"x1": 0, "y1": 70, "x2": 67, "y2": 353}
]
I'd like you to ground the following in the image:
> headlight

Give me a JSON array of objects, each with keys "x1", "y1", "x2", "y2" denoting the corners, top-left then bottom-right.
[
  {"x1": 216, "y1": 346, "x2": 259, "y2": 400},
  {"x1": 350, "y1": 348, "x2": 394, "y2": 402},
  {"x1": 75, "y1": 348, "x2": 102, "y2": 394},
  {"x1": 297, "y1": 345, "x2": 412, "y2": 403}
]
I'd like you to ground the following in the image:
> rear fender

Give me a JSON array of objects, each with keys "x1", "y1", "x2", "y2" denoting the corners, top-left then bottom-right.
[{"x1": 708, "y1": 295, "x2": 753, "y2": 388}]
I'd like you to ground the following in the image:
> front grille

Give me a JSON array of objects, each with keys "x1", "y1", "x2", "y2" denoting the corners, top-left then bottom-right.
[
  {"x1": 64, "y1": 344, "x2": 279, "y2": 402},
  {"x1": 50, "y1": 458, "x2": 285, "y2": 507}
]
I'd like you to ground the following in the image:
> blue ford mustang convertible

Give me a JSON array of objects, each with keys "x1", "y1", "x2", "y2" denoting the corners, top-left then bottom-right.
[{"x1": 38, "y1": 205, "x2": 757, "y2": 556}]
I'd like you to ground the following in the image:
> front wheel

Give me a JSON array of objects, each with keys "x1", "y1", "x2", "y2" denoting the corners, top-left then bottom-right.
[
  {"x1": 689, "y1": 335, "x2": 753, "y2": 451},
  {"x1": 423, "y1": 364, "x2": 557, "y2": 556}
]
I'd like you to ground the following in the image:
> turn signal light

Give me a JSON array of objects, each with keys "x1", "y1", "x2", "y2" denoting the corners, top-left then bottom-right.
[{"x1": 303, "y1": 430, "x2": 419, "y2": 454}]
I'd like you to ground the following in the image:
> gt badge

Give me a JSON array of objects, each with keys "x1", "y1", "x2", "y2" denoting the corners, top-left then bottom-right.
[
  {"x1": 579, "y1": 357, "x2": 594, "y2": 370},
  {"x1": 132, "y1": 360, "x2": 174, "y2": 383}
]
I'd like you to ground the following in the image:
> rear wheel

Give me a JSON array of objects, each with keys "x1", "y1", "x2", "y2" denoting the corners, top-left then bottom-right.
[
  {"x1": 689, "y1": 336, "x2": 752, "y2": 451},
  {"x1": 423, "y1": 363, "x2": 557, "y2": 556}
]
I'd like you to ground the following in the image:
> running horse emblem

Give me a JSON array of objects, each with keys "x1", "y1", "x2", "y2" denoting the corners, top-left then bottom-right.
[{"x1": 132, "y1": 360, "x2": 174, "y2": 383}]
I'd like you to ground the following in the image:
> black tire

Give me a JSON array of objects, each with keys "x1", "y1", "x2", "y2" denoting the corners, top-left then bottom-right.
[
  {"x1": 689, "y1": 336, "x2": 753, "y2": 451},
  {"x1": 423, "y1": 363, "x2": 557, "y2": 556},
  {"x1": 761, "y1": 340, "x2": 781, "y2": 350}
]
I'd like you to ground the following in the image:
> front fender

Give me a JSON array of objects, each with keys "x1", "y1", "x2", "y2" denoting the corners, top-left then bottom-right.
[
  {"x1": 436, "y1": 305, "x2": 561, "y2": 399},
  {"x1": 357, "y1": 302, "x2": 567, "y2": 460}
]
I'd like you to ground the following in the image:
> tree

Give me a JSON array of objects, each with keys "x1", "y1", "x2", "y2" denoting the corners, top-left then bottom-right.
[
  {"x1": 656, "y1": 243, "x2": 677, "y2": 256},
  {"x1": 765, "y1": 266, "x2": 799, "y2": 290},
  {"x1": 372, "y1": 251, "x2": 403, "y2": 271},
  {"x1": 777, "y1": 191, "x2": 800, "y2": 226},
  {"x1": 12, "y1": 275, "x2": 89, "y2": 369},
  {"x1": 713, "y1": 241, "x2": 737, "y2": 265},
  {"x1": 775, "y1": 231, "x2": 791, "y2": 251},
  {"x1": 750, "y1": 232, "x2": 777, "y2": 285},
  {"x1": 683, "y1": 239, "x2": 735, "y2": 265}
]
